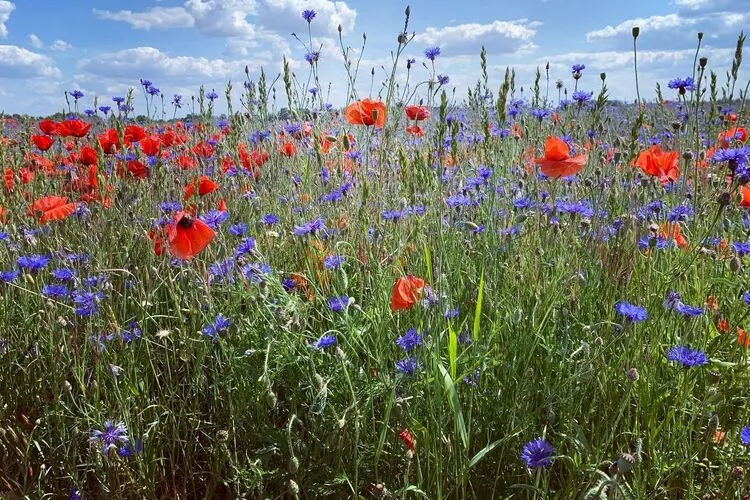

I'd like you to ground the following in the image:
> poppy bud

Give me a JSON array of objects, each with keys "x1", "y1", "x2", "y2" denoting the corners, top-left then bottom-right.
[
  {"x1": 338, "y1": 24, "x2": 342, "y2": 34},
  {"x1": 600, "y1": 72, "x2": 606, "y2": 81},
  {"x1": 616, "y1": 453, "x2": 636, "y2": 474},
  {"x1": 699, "y1": 57, "x2": 707, "y2": 68},
  {"x1": 730, "y1": 256, "x2": 742, "y2": 272},
  {"x1": 697, "y1": 32, "x2": 703, "y2": 41},
  {"x1": 288, "y1": 457, "x2": 299, "y2": 474},
  {"x1": 288, "y1": 480, "x2": 300, "y2": 496},
  {"x1": 398, "y1": 32, "x2": 407, "y2": 44},
  {"x1": 732, "y1": 466, "x2": 744, "y2": 479},
  {"x1": 405, "y1": 5, "x2": 410, "y2": 17},
  {"x1": 626, "y1": 368, "x2": 639, "y2": 382},
  {"x1": 632, "y1": 26, "x2": 640, "y2": 38},
  {"x1": 682, "y1": 151, "x2": 693, "y2": 161},
  {"x1": 717, "y1": 191, "x2": 731, "y2": 207}
]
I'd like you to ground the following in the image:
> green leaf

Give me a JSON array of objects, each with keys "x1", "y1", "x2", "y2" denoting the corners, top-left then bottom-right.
[
  {"x1": 448, "y1": 323, "x2": 457, "y2": 381},
  {"x1": 438, "y1": 364, "x2": 468, "y2": 450},
  {"x1": 473, "y1": 270, "x2": 484, "y2": 341}
]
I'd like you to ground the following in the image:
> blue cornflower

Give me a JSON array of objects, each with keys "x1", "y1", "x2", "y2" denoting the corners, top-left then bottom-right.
[
  {"x1": 234, "y1": 237, "x2": 256, "y2": 258},
  {"x1": 42, "y1": 284, "x2": 69, "y2": 299},
  {"x1": 69, "y1": 487, "x2": 81, "y2": 500},
  {"x1": 51, "y1": 268, "x2": 76, "y2": 281},
  {"x1": 614, "y1": 301, "x2": 647, "y2": 323},
  {"x1": 572, "y1": 90, "x2": 593, "y2": 105},
  {"x1": 312, "y1": 334, "x2": 336, "y2": 349},
  {"x1": 139, "y1": 79, "x2": 152, "y2": 88},
  {"x1": 18, "y1": 254, "x2": 51, "y2": 271},
  {"x1": 241, "y1": 262, "x2": 271, "y2": 283},
  {"x1": 302, "y1": 9, "x2": 316, "y2": 22},
  {"x1": 160, "y1": 201, "x2": 182, "y2": 214},
  {"x1": 171, "y1": 94, "x2": 182, "y2": 108},
  {"x1": 395, "y1": 356, "x2": 420, "y2": 375},
  {"x1": 262, "y1": 213, "x2": 280, "y2": 225},
  {"x1": 571, "y1": 64, "x2": 585, "y2": 74},
  {"x1": 70, "y1": 89, "x2": 84, "y2": 100},
  {"x1": 202, "y1": 314, "x2": 231, "y2": 342},
  {"x1": 673, "y1": 301, "x2": 705, "y2": 318},
  {"x1": 638, "y1": 235, "x2": 671, "y2": 251},
  {"x1": 323, "y1": 254, "x2": 345, "y2": 270},
  {"x1": 667, "y1": 345, "x2": 708, "y2": 367},
  {"x1": 741, "y1": 426, "x2": 750, "y2": 445},
  {"x1": 396, "y1": 328, "x2": 422, "y2": 352},
  {"x1": 328, "y1": 295, "x2": 350, "y2": 313},
  {"x1": 743, "y1": 292, "x2": 750, "y2": 305},
  {"x1": 206, "y1": 90, "x2": 218, "y2": 101},
  {"x1": 118, "y1": 438, "x2": 144, "y2": 457},
  {"x1": 667, "y1": 204, "x2": 694, "y2": 222},
  {"x1": 530, "y1": 108, "x2": 549, "y2": 120},
  {"x1": 0, "y1": 270, "x2": 20, "y2": 283},
  {"x1": 199, "y1": 210, "x2": 229, "y2": 229},
  {"x1": 712, "y1": 146, "x2": 750, "y2": 168},
  {"x1": 84, "y1": 109, "x2": 95, "y2": 117},
  {"x1": 521, "y1": 438, "x2": 555, "y2": 469},
  {"x1": 72, "y1": 290, "x2": 104, "y2": 317},
  {"x1": 437, "y1": 74, "x2": 449, "y2": 85},
  {"x1": 121, "y1": 322, "x2": 142, "y2": 343},
  {"x1": 425, "y1": 47, "x2": 441, "y2": 60},
  {"x1": 99, "y1": 105, "x2": 111, "y2": 115},
  {"x1": 444, "y1": 307, "x2": 459, "y2": 319},
  {"x1": 294, "y1": 217, "x2": 326, "y2": 236},
  {"x1": 304, "y1": 51, "x2": 320, "y2": 64},
  {"x1": 282, "y1": 277, "x2": 297, "y2": 292},
  {"x1": 732, "y1": 241, "x2": 750, "y2": 256},
  {"x1": 406, "y1": 58, "x2": 416, "y2": 69},
  {"x1": 90, "y1": 420, "x2": 129, "y2": 455},
  {"x1": 228, "y1": 222, "x2": 249, "y2": 236},
  {"x1": 147, "y1": 86, "x2": 160, "y2": 96},
  {"x1": 112, "y1": 96, "x2": 125, "y2": 104},
  {"x1": 667, "y1": 77, "x2": 696, "y2": 94}
]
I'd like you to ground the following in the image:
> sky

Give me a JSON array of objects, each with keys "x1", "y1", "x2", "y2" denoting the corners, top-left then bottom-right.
[{"x1": 0, "y1": 0, "x2": 747, "y2": 117}]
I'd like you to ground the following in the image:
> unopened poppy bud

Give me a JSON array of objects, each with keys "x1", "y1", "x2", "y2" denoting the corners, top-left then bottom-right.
[
  {"x1": 338, "y1": 24, "x2": 342, "y2": 34},
  {"x1": 648, "y1": 223, "x2": 659, "y2": 234},
  {"x1": 616, "y1": 453, "x2": 636, "y2": 474},
  {"x1": 288, "y1": 456, "x2": 299, "y2": 474},
  {"x1": 288, "y1": 480, "x2": 300, "y2": 496},
  {"x1": 600, "y1": 72, "x2": 606, "y2": 81},
  {"x1": 405, "y1": 5, "x2": 410, "y2": 17},
  {"x1": 632, "y1": 26, "x2": 640, "y2": 38},
  {"x1": 398, "y1": 32, "x2": 407, "y2": 44},
  {"x1": 699, "y1": 57, "x2": 707, "y2": 68},
  {"x1": 717, "y1": 192, "x2": 731, "y2": 206},
  {"x1": 216, "y1": 430, "x2": 229, "y2": 442},
  {"x1": 730, "y1": 256, "x2": 742, "y2": 272},
  {"x1": 626, "y1": 368, "x2": 639, "y2": 382},
  {"x1": 698, "y1": 32, "x2": 703, "y2": 41},
  {"x1": 671, "y1": 121, "x2": 681, "y2": 131},
  {"x1": 707, "y1": 370, "x2": 721, "y2": 384},
  {"x1": 682, "y1": 151, "x2": 693, "y2": 161}
]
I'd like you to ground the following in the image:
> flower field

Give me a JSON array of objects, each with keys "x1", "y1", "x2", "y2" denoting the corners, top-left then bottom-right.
[{"x1": 1, "y1": 7, "x2": 750, "y2": 499}]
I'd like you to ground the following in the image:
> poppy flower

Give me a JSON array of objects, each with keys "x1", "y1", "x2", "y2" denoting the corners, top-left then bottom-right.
[
  {"x1": 125, "y1": 160, "x2": 148, "y2": 179},
  {"x1": 737, "y1": 327, "x2": 750, "y2": 348},
  {"x1": 534, "y1": 136, "x2": 587, "y2": 178},
  {"x1": 405, "y1": 105, "x2": 430, "y2": 121},
  {"x1": 60, "y1": 119, "x2": 92, "y2": 138},
  {"x1": 718, "y1": 127, "x2": 747, "y2": 148},
  {"x1": 632, "y1": 145, "x2": 679, "y2": 184},
  {"x1": 30, "y1": 196, "x2": 78, "y2": 224},
  {"x1": 390, "y1": 275, "x2": 425, "y2": 311},
  {"x1": 123, "y1": 124, "x2": 147, "y2": 145},
  {"x1": 140, "y1": 136, "x2": 160, "y2": 157},
  {"x1": 660, "y1": 223, "x2": 688, "y2": 249},
  {"x1": 78, "y1": 146, "x2": 99, "y2": 167},
  {"x1": 39, "y1": 119, "x2": 58, "y2": 136},
  {"x1": 147, "y1": 228, "x2": 166, "y2": 256},
  {"x1": 184, "y1": 176, "x2": 219, "y2": 200},
  {"x1": 280, "y1": 141, "x2": 296, "y2": 157},
  {"x1": 4, "y1": 168, "x2": 14, "y2": 192},
  {"x1": 399, "y1": 428, "x2": 416, "y2": 452},
  {"x1": 32, "y1": 135, "x2": 55, "y2": 151},
  {"x1": 98, "y1": 129, "x2": 120, "y2": 154},
  {"x1": 192, "y1": 141, "x2": 215, "y2": 158},
  {"x1": 166, "y1": 211, "x2": 216, "y2": 260},
  {"x1": 740, "y1": 185, "x2": 750, "y2": 208},
  {"x1": 405, "y1": 125, "x2": 425, "y2": 137},
  {"x1": 344, "y1": 98, "x2": 387, "y2": 128}
]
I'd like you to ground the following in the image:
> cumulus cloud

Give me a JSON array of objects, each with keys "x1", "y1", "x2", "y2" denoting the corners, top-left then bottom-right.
[
  {"x1": 50, "y1": 39, "x2": 73, "y2": 52},
  {"x1": 29, "y1": 33, "x2": 42, "y2": 48},
  {"x1": 94, "y1": 0, "x2": 356, "y2": 39},
  {"x1": 414, "y1": 19, "x2": 540, "y2": 56},
  {"x1": 0, "y1": 0, "x2": 14, "y2": 38},
  {"x1": 0, "y1": 45, "x2": 61, "y2": 78}
]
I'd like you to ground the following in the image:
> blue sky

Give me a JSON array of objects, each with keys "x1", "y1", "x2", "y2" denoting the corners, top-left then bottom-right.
[{"x1": 0, "y1": 0, "x2": 747, "y2": 116}]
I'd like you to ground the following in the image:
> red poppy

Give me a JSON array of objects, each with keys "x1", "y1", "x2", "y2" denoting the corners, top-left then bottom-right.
[
  {"x1": 399, "y1": 428, "x2": 416, "y2": 452},
  {"x1": 39, "y1": 119, "x2": 58, "y2": 136},
  {"x1": 717, "y1": 318, "x2": 730, "y2": 333},
  {"x1": 32, "y1": 135, "x2": 55, "y2": 151},
  {"x1": 126, "y1": 160, "x2": 149, "y2": 179},
  {"x1": 3, "y1": 168, "x2": 14, "y2": 192},
  {"x1": 534, "y1": 136, "x2": 587, "y2": 178},
  {"x1": 192, "y1": 141, "x2": 215, "y2": 158},
  {"x1": 345, "y1": 98, "x2": 387, "y2": 128},
  {"x1": 405, "y1": 105, "x2": 430, "y2": 121},
  {"x1": 98, "y1": 129, "x2": 120, "y2": 154},
  {"x1": 280, "y1": 141, "x2": 296, "y2": 157},
  {"x1": 30, "y1": 195, "x2": 78, "y2": 224},
  {"x1": 660, "y1": 223, "x2": 688, "y2": 250},
  {"x1": 390, "y1": 275, "x2": 425, "y2": 311},
  {"x1": 738, "y1": 327, "x2": 750, "y2": 348},
  {"x1": 740, "y1": 185, "x2": 750, "y2": 208},
  {"x1": 148, "y1": 228, "x2": 166, "y2": 256},
  {"x1": 405, "y1": 125, "x2": 424, "y2": 137},
  {"x1": 59, "y1": 119, "x2": 91, "y2": 138},
  {"x1": 166, "y1": 211, "x2": 216, "y2": 260},
  {"x1": 140, "y1": 136, "x2": 161, "y2": 157},
  {"x1": 78, "y1": 146, "x2": 99, "y2": 167},
  {"x1": 176, "y1": 154, "x2": 197, "y2": 170},
  {"x1": 184, "y1": 176, "x2": 219, "y2": 200},
  {"x1": 217, "y1": 198, "x2": 227, "y2": 212},
  {"x1": 123, "y1": 124, "x2": 147, "y2": 145},
  {"x1": 632, "y1": 145, "x2": 679, "y2": 184},
  {"x1": 718, "y1": 127, "x2": 748, "y2": 148}
]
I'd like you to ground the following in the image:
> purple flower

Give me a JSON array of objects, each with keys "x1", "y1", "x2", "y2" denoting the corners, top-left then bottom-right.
[
  {"x1": 572, "y1": 90, "x2": 593, "y2": 105},
  {"x1": 666, "y1": 345, "x2": 708, "y2": 367},
  {"x1": 304, "y1": 51, "x2": 320, "y2": 64},
  {"x1": 437, "y1": 74, "x2": 449, "y2": 86},
  {"x1": 234, "y1": 237, "x2": 257, "y2": 258},
  {"x1": 425, "y1": 47, "x2": 441, "y2": 60},
  {"x1": 323, "y1": 254, "x2": 346, "y2": 270},
  {"x1": 42, "y1": 284, "x2": 69, "y2": 299},
  {"x1": 228, "y1": 222, "x2": 249, "y2": 236},
  {"x1": 741, "y1": 426, "x2": 750, "y2": 445},
  {"x1": 118, "y1": 438, "x2": 144, "y2": 457},
  {"x1": 312, "y1": 334, "x2": 336, "y2": 349},
  {"x1": 302, "y1": 9, "x2": 316, "y2": 22},
  {"x1": 328, "y1": 296, "x2": 350, "y2": 313},
  {"x1": 396, "y1": 328, "x2": 422, "y2": 352},
  {"x1": 72, "y1": 290, "x2": 104, "y2": 317},
  {"x1": 17, "y1": 254, "x2": 51, "y2": 272},
  {"x1": 395, "y1": 356, "x2": 420, "y2": 375},
  {"x1": 262, "y1": 213, "x2": 280, "y2": 225},
  {"x1": 199, "y1": 210, "x2": 229, "y2": 229},
  {"x1": 51, "y1": 268, "x2": 76, "y2": 281},
  {"x1": 614, "y1": 301, "x2": 647, "y2": 323},
  {"x1": 521, "y1": 438, "x2": 555, "y2": 469},
  {"x1": 294, "y1": 217, "x2": 326, "y2": 236},
  {"x1": 667, "y1": 77, "x2": 697, "y2": 94},
  {"x1": 571, "y1": 64, "x2": 585, "y2": 74},
  {"x1": 0, "y1": 270, "x2": 20, "y2": 283},
  {"x1": 90, "y1": 420, "x2": 129, "y2": 455},
  {"x1": 202, "y1": 314, "x2": 232, "y2": 342},
  {"x1": 743, "y1": 291, "x2": 750, "y2": 306}
]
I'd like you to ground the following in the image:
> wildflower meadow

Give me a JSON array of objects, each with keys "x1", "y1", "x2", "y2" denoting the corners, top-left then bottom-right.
[{"x1": 2, "y1": 5, "x2": 750, "y2": 499}]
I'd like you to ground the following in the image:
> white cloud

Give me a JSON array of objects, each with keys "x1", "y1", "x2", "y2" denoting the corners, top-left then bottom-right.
[
  {"x1": 29, "y1": 33, "x2": 42, "y2": 48},
  {"x1": 0, "y1": 45, "x2": 61, "y2": 78},
  {"x1": 94, "y1": 0, "x2": 356, "y2": 39},
  {"x1": 0, "y1": 1, "x2": 14, "y2": 38},
  {"x1": 674, "y1": 0, "x2": 711, "y2": 9},
  {"x1": 50, "y1": 39, "x2": 73, "y2": 51},
  {"x1": 586, "y1": 14, "x2": 690, "y2": 41},
  {"x1": 93, "y1": 7, "x2": 195, "y2": 30},
  {"x1": 414, "y1": 19, "x2": 540, "y2": 56}
]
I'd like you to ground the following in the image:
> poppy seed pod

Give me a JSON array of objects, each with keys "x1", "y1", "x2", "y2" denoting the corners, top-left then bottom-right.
[
  {"x1": 632, "y1": 26, "x2": 640, "y2": 38},
  {"x1": 698, "y1": 32, "x2": 703, "y2": 41}
]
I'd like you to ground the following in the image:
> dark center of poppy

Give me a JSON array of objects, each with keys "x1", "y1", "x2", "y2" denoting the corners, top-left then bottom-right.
[{"x1": 177, "y1": 214, "x2": 194, "y2": 228}]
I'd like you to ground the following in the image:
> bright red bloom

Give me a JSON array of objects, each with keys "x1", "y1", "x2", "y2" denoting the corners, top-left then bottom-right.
[
  {"x1": 59, "y1": 119, "x2": 91, "y2": 138},
  {"x1": 632, "y1": 145, "x2": 679, "y2": 184},
  {"x1": 405, "y1": 105, "x2": 430, "y2": 121},
  {"x1": 39, "y1": 119, "x2": 58, "y2": 136},
  {"x1": 98, "y1": 129, "x2": 120, "y2": 154},
  {"x1": 405, "y1": 125, "x2": 424, "y2": 137},
  {"x1": 30, "y1": 195, "x2": 78, "y2": 224},
  {"x1": 399, "y1": 428, "x2": 416, "y2": 452},
  {"x1": 345, "y1": 98, "x2": 387, "y2": 128},
  {"x1": 718, "y1": 127, "x2": 748, "y2": 148},
  {"x1": 123, "y1": 124, "x2": 147, "y2": 145},
  {"x1": 740, "y1": 185, "x2": 750, "y2": 208},
  {"x1": 140, "y1": 136, "x2": 161, "y2": 157},
  {"x1": 192, "y1": 141, "x2": 215, "y2": 158},
  {"x1": 32, "y1": 135, "x2": 55, "y2": 151},
  {"x1": 3, "y1": 168, "x2": 14, "y2": 192},
  {"x1": 184, "y1": 176, "x2": 219, "y2": 200},
  {"x1": 166, "y1": 211, "x2": 216, "y2": 260},
  {"x1": 534, "y1": 136, "x2": 587, "y2": 178},
  {"x1": 279, "y1": 141, "x2": 296, "y2": 157},
  {"x1": 78, "y1": 146, "x2": 99, "y2": 167},
  {"x1": 390, "y1": 275, "x2": 425, "y2": 311},
  {"x1": 126, "y1": 160, "x2": 148, "y2": 179}
]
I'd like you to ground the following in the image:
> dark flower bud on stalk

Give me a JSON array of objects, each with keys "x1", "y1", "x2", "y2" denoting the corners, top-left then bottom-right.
[
  {"x1": 682, "y1": 151, "x2": 693, "y2": 161},
  {"x1": 405, "y1": 5, "x2": 410, "y2": 17},
  {"x1": 338, "y1": 24, "x2": 342, "y2": 34},
  {"x1": 698, "y1": 32, "x2": 703, "y2": 41},
  {"x1": 717, "y1": 191, "x2": 731, "y2": 207},
  {"x1": 616, "y1": 453, "x2": 636, "y2": 474},
  {"x1": 600, "y1": 72, "x2": 606, "y2": 81},
  {"x1": 398, "y1": 32, "x2": 408, "y2": 44},
  {"x1": 730, "y1": 256, "x2": 742, "y2": 272},
  {"x1": 632, "y1": 26, "x2": 640, "y2": 38},
  {"x1": 700, "y1": 57, "x2": 707, "y2": 68},
  {"x1": 626, "y1": 367, "x2": 639, "y2": 382}
]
